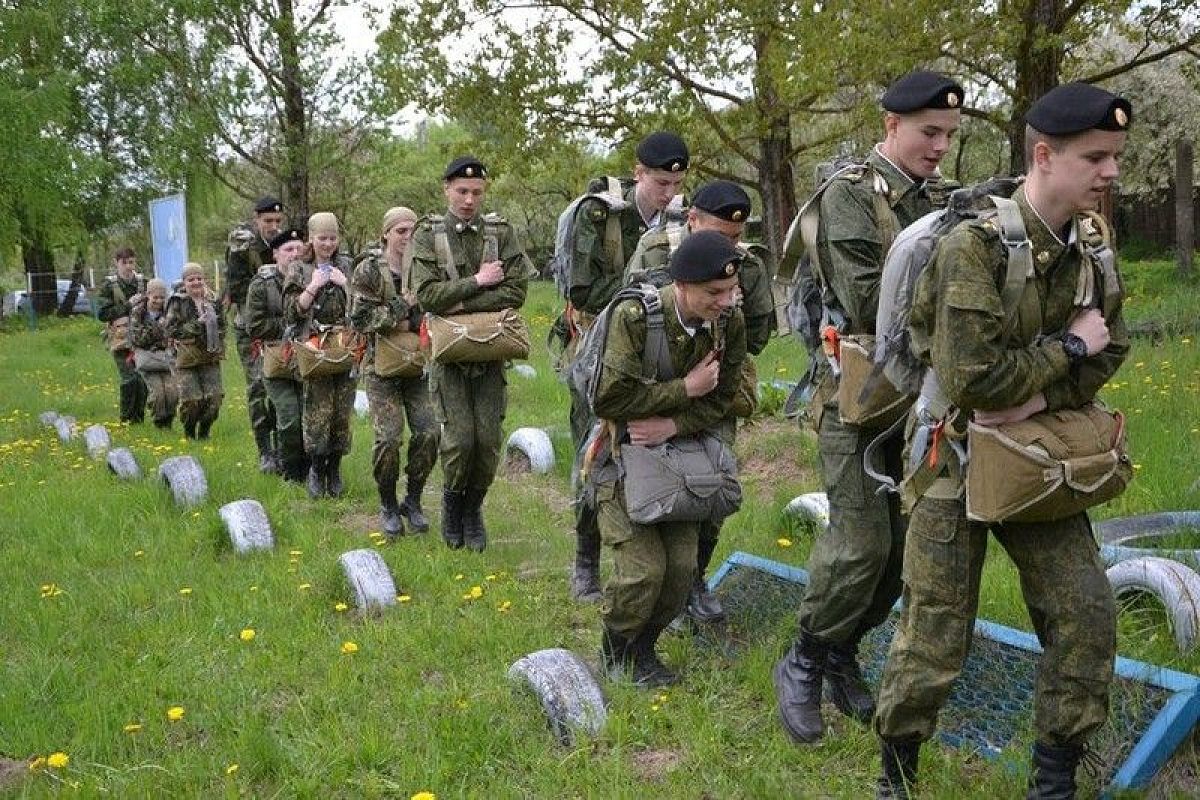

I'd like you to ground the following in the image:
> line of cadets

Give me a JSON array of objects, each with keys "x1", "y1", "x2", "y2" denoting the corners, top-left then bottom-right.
[{"x1": 94, "y1": 68, "x2": 1132, "y2": 799}]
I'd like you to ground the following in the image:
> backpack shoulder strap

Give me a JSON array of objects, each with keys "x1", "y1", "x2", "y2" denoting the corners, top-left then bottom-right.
[
  {"x1": 637, "y1": 284, "x2": 672, "y2": 382},
  {"x1": 428, "y1": 216, "x2": 458, "y2": 280},
  {"x1": 601, "y1": 181, "x2": 626, "y2": 269},
  {"x1": 1078, "y1": 211, "x2": 1120, "y2": 319},
  {"x1": 865, "y1": 165, "x2": 900, "y2": 254},
  {"x1": 989, "y1": 195, "x2": 1035, "y2": 337}
]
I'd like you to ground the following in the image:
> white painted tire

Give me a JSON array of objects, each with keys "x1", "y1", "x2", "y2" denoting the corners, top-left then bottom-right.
[
  {"x1": 507, "y1": 648, "x2": 607, "y2": 746},
  {"x1": 784, "y1": 492, "x2": 830, "y2": 533},
  {"x1": 220, "y1": 499, "x2": 274, "y2": 554},
  {"x1": 39, "y1": 410, "x2": 60, "y2": 426},
  {"x1": 512, "y1": 364, "x2": 537, "y2": 379},
  {"x1": 1096, "y1": 512, "x2": 1200, "y2": 568},
  {"x1": 158, "y1": 455, "x2": 209, "y2": 508},
  {"x1": 354, "y1": 390, "x2": 370, "y2": 418},
  {"x1": 505, "y1": 427, "x2": 555, "y2": 475},
  {"x1": 84, "y1": 424, "x2": 111, "y2": 458},
  {"x1": 54, "y1": 416, "x2": 76, "y2": 443},
  {"x1": 1107, "y1": 556, "x2": 1200, "y2": 652},
  {"x1": 106, "y1": 448, "x2": 142, "y2": 480},
  {"x1": 339, "y1": 549, "x2": 397, "y2": 612}
]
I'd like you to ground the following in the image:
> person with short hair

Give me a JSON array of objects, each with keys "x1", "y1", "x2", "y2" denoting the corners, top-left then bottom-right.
[
  {"x1": 872, "y1": 82, "x2": 1132, "y2": 799},
  {"x1": 129, "y1": 278, "x2": 179, "y2": 429},
  {"x1": 165, "y1": 263, "x2": 225, "y2": 439},
  {"x1": 96, "y1": 247, "x2": 148, "y2": 423}
]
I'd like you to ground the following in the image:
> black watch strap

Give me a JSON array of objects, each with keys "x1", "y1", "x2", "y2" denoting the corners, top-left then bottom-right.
[{"x1": 1061, "y1": 333, "x2": 1087, "y2": 363}]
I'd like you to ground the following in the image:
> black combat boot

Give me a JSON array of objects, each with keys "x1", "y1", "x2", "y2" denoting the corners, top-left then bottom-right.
[
  {"x1": 825, "y1": 637, "x2": 876, "y2": 724},
  {"x1": 600, "y1": 626, "x2": 633, "y2": 681},
  {"x1": 1026, "y1": 741, "x2": 1086, "y2": 800},
  {"x1": 570, "y1": 511, "x2": 602, "y2": 603},
  {"x1": 378, "y1": 481, "x2": 404, "y2": 540},
  {"x1": 441, "y1": 488, "x2": 466, "y2": 549},
  {"x1": 196, "y1": 418, "x2": 212, "y2": 440},
  {"x1": 629, "y1": 624, "x2": 679, "y2": 688},
  {"x1": 282, "y1": 456, "x2": 307, "y2": 484},
  {"x1": 877, "y1": 737, "x2": 920, "y2": 800},
  {"x1": 772, "y1": 631, "x2": 829, "y2": 743},
  {"x1": 182, "y1": 418, "x2": 198, "y2": 439},
  {"x1": 307, "y1": 456, "x2": 326, "y2": 499},
  {"x1": 399, "y1": 477, "x2": 430, "y2": 532},
  {"x1": 326, "y1": 454, "x2": 344, "y2": 498},
  {"x1": 685, "y1": 534, "x2": 725, "y2": 623},
  {"x1": 255, "y1": 430, "x2": 279, "y2": 474},
  {"x1": 462, "y1": 487, "x2": 488, "y2": 552}
]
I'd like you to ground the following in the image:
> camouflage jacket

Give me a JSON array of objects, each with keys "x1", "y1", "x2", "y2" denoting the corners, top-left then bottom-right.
[
  {"x1": 129, "y1": 302, "x2": 170, "y2": 351},
  {"x1": 224, "y1": 226, "x2": 274, "y2": 309},
  {"x1": 593, "y1": 284, "x2": 746, "y2": 437},
  {"x1": 244, "y1": 265, "x2": 288, "y2": 342},
  {"x1": 165, "y1": 291, "x2": 224, "y2": 345},
  {"x1": 96, "y1": 273, "x2": 146, "y2": 323},
  {"x1": 349, "y1": 253, "x2": 421, "y2": 336},
  {"x1": 910, "y1": 186, "x2": 1129, "y2": 414},
  {"x1": 284, "y1": 256, "x2": 353, "y2": 329},
  {"x1": 817, "y1": 147, "x2": 944, "y2": 334},
  {"x1": 569, "y1": 180, "x2": 653, "y2": 315},
  {"x1": 623, "y1": 224, "x2": 776, "y2": 355},
  {"x1": 410, "y1": 212, "x2": 530, "y2": 315}
]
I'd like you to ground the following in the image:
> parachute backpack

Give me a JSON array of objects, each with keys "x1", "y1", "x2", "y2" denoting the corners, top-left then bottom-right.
[{"x1": 550, "y1": 177, "x2": 632, "y2": 300}]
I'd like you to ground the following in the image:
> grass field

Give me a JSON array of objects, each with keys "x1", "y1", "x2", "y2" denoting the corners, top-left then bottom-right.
[{"x1": 0, "y1": 263, "x2": 1198, "y2": 798}]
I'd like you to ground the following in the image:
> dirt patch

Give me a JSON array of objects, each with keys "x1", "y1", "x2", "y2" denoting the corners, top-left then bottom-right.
[
  {"x1": 631, "y1": 748, "x2": 685, "y2": 782},
  {"x1": 336, "y1": 511, "x2": 380, "y2": 536},
  {"x1": 501, "y1": 449, "x2": 532, "y2": 476},
  {"x1": 0, "y1": 758, "x2": 26, "y2": 790},
  {"x1": 735, "y1": 417, "x2": 816, "y2": 487}
]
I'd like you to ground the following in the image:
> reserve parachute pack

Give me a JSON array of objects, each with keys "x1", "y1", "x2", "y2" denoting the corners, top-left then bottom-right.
[
  {"x1": 569, "y1": 283, "x2": 668, "y2": 413},
  {"x1": 550, "y1": 177, "x2": 632, "y2": 299}
]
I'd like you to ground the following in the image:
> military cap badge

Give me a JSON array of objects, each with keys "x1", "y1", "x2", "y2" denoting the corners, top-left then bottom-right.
[{"x1": 1114, "y1": 107, "x2": 1128, "y2": 128}]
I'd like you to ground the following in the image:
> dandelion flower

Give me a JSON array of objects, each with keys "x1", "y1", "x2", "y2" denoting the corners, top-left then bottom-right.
[
  {"x1": 412, "y1": 793, "x2": 437, "y2": 800},
  {"x1": 166, "y1": 706, "x2": 185, "y2": 721},
  {"x1": 123, "y1": 722, "x2": 143, "y2": 734},
  {"x1": 498, "y1": 600, "x2": 513, "y2": 612},
  {"x1": 397, "y1": 595, "x2": 412, "y2": 603},
  {"x1": 777, "y1": 538, "x2": 794, "y2": 548},
  {"x1": 341, "y1": 641, "x2": 359, "y2": 655},
  {"x1": 334, "y1": 602, "x2": 349, "y2": 612},
  {"x1": 289, "y1": 550, "x2": 303, "y2": 556},
  {"x1": 46, "y1": 752, "x2": 69, "y2": 769},
  {"x1": 178, "y1": 587, "x2": 193, "y2": 596},
  {"x1": 468, "y1": 585, "x2": 483, "y2": 599},
  {"x1": 454, "y1": 573, "x2": 464, "y2": 581},
  {"x1": 28, "y1": 756, "x2": 46, "y2": 771},
  {"x1": 298, "y1": 583, "x2": 311, "y2": 591},
  {"x1": 240, "y1": 628, "x2": 256, "y2": 642},
  {"x1": 225, "y1": 764, "x2": 239, "y2": 775},
  {"x1": 134, "y1": 550, "x2": 144, "y2": 557}
]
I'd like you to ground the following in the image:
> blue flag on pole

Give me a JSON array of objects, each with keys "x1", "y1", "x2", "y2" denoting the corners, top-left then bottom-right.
[{"x1": 149, "y1": 193, "x2": 188, "y2": 287}]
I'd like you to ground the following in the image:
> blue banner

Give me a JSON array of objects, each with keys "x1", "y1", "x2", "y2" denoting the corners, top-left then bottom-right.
[{"x1": 148, "y1": 193, "x2": 188, "y2": 286}]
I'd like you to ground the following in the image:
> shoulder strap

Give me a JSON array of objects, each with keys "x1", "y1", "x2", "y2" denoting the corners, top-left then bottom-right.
[
  {"x1": 867, "y1": 166, "x2": 900, "y2": 255},
  {"x1": 1077, "y1": 211, "x2": 1120, "y2": 319},
  {"x1": 638, "y1": 285, "x2": 672, "y2": 382},
  {"x1": 377, "y1": 258, "x2": 396, "y2": 302},
  {"x1": 990, "y1": 196, "x2": 1036, "y2": 338},
  {"x1": 431, "y1": 218, "x2": 457, "y2": 280},
  {"x1": 483, "y1": 218, "x2": 502, "y2": 265},
  {"x1": 665, "y1": 222, "x2": 687, "y2": 256}
]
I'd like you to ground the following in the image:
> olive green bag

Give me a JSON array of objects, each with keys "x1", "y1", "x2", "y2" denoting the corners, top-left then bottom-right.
[
  {"x1": 294, "y1": 327, "x2": 357, "y2": 381},
  {"x1": 372, "y1": 257, "x2": 427, "y2": 378},
  {"x1": 260, "y1": 341, "x2": 296, "y2": 380},
  {"x1": 965, "y1": 402, "x2": 1132, "y2": 523},
  {"x1": 426, "y1": 308, "x2": 530, "y2": 364},
  {"x1": 836, "y1": 334, "x2": 910, "y2": 428},
  {"x1": 620, "y1": 431, "x2": 743, "y2": 524}
]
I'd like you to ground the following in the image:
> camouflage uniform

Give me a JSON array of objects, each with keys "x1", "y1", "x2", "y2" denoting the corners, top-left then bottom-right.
[
  {"x1": 96, "y1": 272, "x2": 148, "y2": 423},
  {"x1": 225, "y1": 228, "x2": 278, "y2": 462},
  {"x1": 164, "y1": 292, "x2": 224, "y2": 437},
  {"x1": 591, "y1": 285, "x2": 746, "y2": 667},
  {"x1": 129, "y1": 300, "x2": 179, "y2": 428},
  {"x1": 245, "y1": 264, "x2": 306, "y2": 481},
  {"x1": 283, "y1": 258, "x2": 355, "y2": 460},
  {"x1": 874, "y1": 186, "x2": 1129, "y2": 749},
  {"x1": 350, "y1": 253, "x2": 440, "y2": 531},
  {"x1": 411, "y1": 211, "x2": 530, "y2": 549}
]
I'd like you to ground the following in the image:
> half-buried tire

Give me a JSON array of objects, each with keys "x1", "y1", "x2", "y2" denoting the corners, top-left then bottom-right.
[
  {"x1": 507, "y1": 648, "x2": 606, "y2": 747},
  {"x1": 1096, "y1": 512, "x2": 1200, "y2": 569},
  {"x1": 54, "y1": 416, "x2": 76, "y2": 443},
  {"x1": 158, "y1": 455, "x2": 209, "y2": 508},
  {"x1": 784, "y1": 492, "x2": 830, "y2": 534},
  {"x1": 107, "y1": 447, "x2": 142, "y2": 480},
  {"x1": 339, "y1": 549, "x2": 397, "y2": 612},
  {"x1": 504, "y1": 427, "x2": 555, "y2": 475},
  {"x1": 220, "y1": 499, "x2": 274, "y2": 554},
  {"x1": 84, "y1": 424, "x2": 111, "y2": 458},
  {"x1": 1107, "y1": 556, "x2": 1200, "y2": 652}
]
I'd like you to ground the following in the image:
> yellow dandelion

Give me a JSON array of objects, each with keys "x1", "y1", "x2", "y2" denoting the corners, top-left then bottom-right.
[
  {"x1": 397, "y1": 594, "x2": 412, "y2": 603},
  {"x1": 167, "y1": 706, "x2": 185, "y2": 721},
  {"x1": 289, "y1": 550, "x2": 303, "y2": 556},
  {"x1": 240, "y1": 628, "x2": 256, "y2": 642},
  {"x1": 28, "y1": 756, "x2": 46, "y2": 771},
  {"x1": 651, "y1": 704, "x2": 661, "y2": 711},
  {"x1": 498, "y1": 600, "x2": 513, "y2": 612},
  {"x1": 134, "y1": 550, "x2": 144, "y2": 557},
  {"x1": 191, "y1": 511, "x2": 201, "y2": 518},
  {"x1": 341, "y1": 641, "x2": 359, "y2": 654},
  {"x1": 454, "y1": 573, "x2": 464, "y2": 581},
  {"x1": 178, "y1": 587, "x2": 193, "y2": 595},
  {"x1": 777, "y1": 538, "x2": 794, "y2": 548},
  {"x1": 298, "y1": 583, "x2": 311, "y2": 591},
  {"x1": 486, "y1": 574, "x2": 497, "y2": 581},
  {"x1": 334, "y1": 602, "x2": 349, "y2": 612},
  {"x1": 412, "y1": 793, "x2": 437, "y2": 800},
  {"x1": 46, "y1": 752, "x2": 69, "y2": 769},
  {"x1": 123, "y1": 722, "x2": 142, "y2": 734},
  {"x1": 249, "y1": 585, "x2": 259, "y2": 592},
  {"x1": 225, "y1": 763, "x2": 239, "y2": 775}
]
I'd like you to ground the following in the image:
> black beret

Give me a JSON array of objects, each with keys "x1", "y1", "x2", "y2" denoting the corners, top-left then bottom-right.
[
  {"x1": 269, "y1": 228, "x2": 305, "y2": 250},
  {"x1": 692, "y1": 181, "x2": 752, "y2": 222},
  {"x1": 443, "y1": 156, "x2": 488, "y2": 180},
  {"x1": 1026, "y1": 82, "x2": 1132, "y2": 135},
  {"x1": 882, "y1": 70, "x2": 964, "y2": 113},
  {"x1": 636, "y1": 131, "x2": 690, "y2": 172},
  {"x1": 669, "y1": 230, "x2": 742, "y2": 283},
  {"x1": 254, "y1": 196, "x2": 283, "y2": 214}
]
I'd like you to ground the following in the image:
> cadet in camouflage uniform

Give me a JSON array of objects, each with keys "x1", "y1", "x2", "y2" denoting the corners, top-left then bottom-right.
[
  {"x1": 96, "y1": 246, "x2": 148, "y2": 423},
  {"x1": 624, "y1": 180, "x2": 776, "y2": 624},
  {"x1": 284, "y1": 213, "x2": 356, "y2": 499},
  {"x1": 129, "y1": 278, "x2": 179, "y2": 429},
  {"x1": 165, "y1": 263, "x2": 225, "y2": 439},
  {"x1": 773, "y1": 71, "x2": 964, "y2": 746},
  {"x1": 350, "y1": 206, "x2": 440, "y2": 539},
  {"x1": 873, "y1": 84, "x2": 1132, "y2": 800},
  {"x1": 411, "y1": 156, "x2": 531, "y2": 552},
  {"x1": 590, "y1": 230, "x2": 746, "y2": 687},
  {"x1": 245, "y1": 228, "x2": 309, "y2": 483},
  {"x1": 568, "y1": 131, "x2": 690, "y2": 602},
  {"x1": 225, "y1": 196, "x2": 285, "y2": 472}
]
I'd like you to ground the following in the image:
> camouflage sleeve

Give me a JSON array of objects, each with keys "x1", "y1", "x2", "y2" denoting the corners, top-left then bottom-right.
[
  {"x1": 459, "y1": 224, "x2": 530, "y2": 313},
  {"x1": 623, "y1": 232, "x2": 670, "y2": 288},
  {"x1": 224, "y1": 247, "x2": 254, "y2": 307},
  {"x1": 818, "y1": 179, "x2": 885, "y2": 332},
  {"x1": 569, "y1": 199, "x2": 623, "y2": 315},
  {"x1": 1041, "y1": 269, "x2": 1130, "y2": 411},
  {"x1": 592, "y1": 300, "x2": 691, "y2": 421},
  {"x1": 95, "y1": 280, "x2": 123, "y2": 322},
  {"x1": 165, "y1": 297, "x2": 204, "y2": 340},
  {"x1": 672, "y1": 311, "x2": 746, "y2": 436},
  {"x1": 929, "y1": 228, "x2": 1073, "y2": 412},
  {"x1": 244, "y1": 278, "x2": 283, "y2": 341},
  {"x1": 282, "y1": 270, "x2": 309, "y2": 327},
  {"x1": 128, "y1": 303, "x2": 154, "y2": 349},
  {"x1": 410, "y1": 229, "x2": 482, "y2": 313},
  {"x1": 349, "y1": 260, "x2": 406, "y2": 334},
  {"x1": 739, "y1": 252, "x2": 776, "y2": 355}
]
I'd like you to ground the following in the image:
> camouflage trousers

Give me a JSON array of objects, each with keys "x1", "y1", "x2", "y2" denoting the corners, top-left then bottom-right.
[
  {"x1": 265, "y1": 376, "x2": 304, "y2": 469},
  {"x1": 301, "y1": 373, "x2": 355, "y2": 457},
  {"x1": 175, "y1": 363, "x2": 223, "y2": 429},
  {"x1": 569, "y1": 379, "x2": 603, "y2": 563},
  {"x1": 429, "y1": 361, "x2": 506, "y2": 491},
  {"x1": 138, "y1": 368, "x2": 179, "y2": 427},
  {"x1": 797, "y1": 408, "x2": 905, "y2": 645},
  {"x1": 364, "y1": 370, "x2": 440, "y2": 487},
  {"x1": 112, "y1": 350, "x2": 148, "y2": 423},
  {"x1": 234, "y1": 324, "x2": 276, "y2": 445},
  {"x1": 595, "y1": 478, "x2": 698, "y2": 639},
  {"x1": 874, "y1": 496, "x2": 1115, "y2": 747}
]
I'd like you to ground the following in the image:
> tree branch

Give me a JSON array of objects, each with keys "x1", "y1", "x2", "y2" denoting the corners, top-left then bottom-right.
[{"x1": 1082, "y1": 33, "x2": 1200, "y2": 84}]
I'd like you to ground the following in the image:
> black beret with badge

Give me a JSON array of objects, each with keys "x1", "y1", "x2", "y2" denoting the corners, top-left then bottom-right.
[
  {"x1": 636, "y1": 131, "x2": 690, "y2": 172},
  {"x1": 255, "y1": 196, "x2": 283, "y2": 214},
  {"x1": 269, "y1": 227, "x2": 305, "y2": 250},
  {"x1": 881, "y1": 70, "x2": 964, "y2": 113},
  {"x1": 443, "y1": 155, "x2": 488, "y2": 180},
  {"x1": 692, "y1": 181, "x2": 752, "y2": 223},
  {"x1": 669, "y1": 229, "x2": 743, "y2": 283},
  {"x1": 1025, "y1": 82, "x2": 1132, "y2": 135}
]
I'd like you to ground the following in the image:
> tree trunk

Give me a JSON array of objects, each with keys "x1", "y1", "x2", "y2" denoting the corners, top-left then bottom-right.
[
  {"x1": 752, "y1": 29, "x2": 797, "y2": 262},
  {"x1": 57, "y1": 253, "x2": 87, "y2": 317},
  {"x1": 18, "y1": 210, "x2": 57, "y2": 316},
  {"x1": 277, "y1": 0, "x2": 310, "y2": 220},
  {"x1": 1176, "y1": 138, "x2": 1194, "y2": 279},
  {"x1": 1008, "y1": 0, "x2": 1064, "y2": 175}
]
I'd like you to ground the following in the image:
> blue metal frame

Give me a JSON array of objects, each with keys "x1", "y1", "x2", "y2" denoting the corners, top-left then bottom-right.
[{"x1": 711, "y1": 550, "x2": 1200, "y2": 793}]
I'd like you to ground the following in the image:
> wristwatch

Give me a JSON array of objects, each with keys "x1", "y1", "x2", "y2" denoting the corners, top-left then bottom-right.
[{"x1": 1061, "y1": 333, "x2": 1088, "y2": 363}]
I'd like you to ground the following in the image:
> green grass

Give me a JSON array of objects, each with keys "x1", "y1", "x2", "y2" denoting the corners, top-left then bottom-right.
[{"x1": 0, "y1": 277, "x2": 1198, "y2": 797}]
